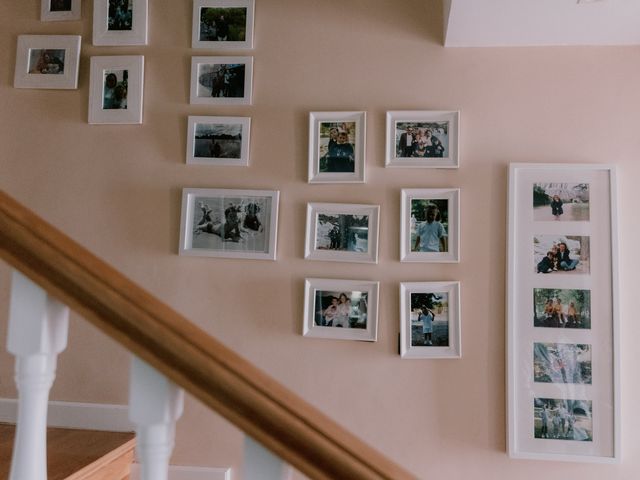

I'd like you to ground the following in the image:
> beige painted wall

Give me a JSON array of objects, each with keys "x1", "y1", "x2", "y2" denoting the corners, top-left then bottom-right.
[{"x1": 1, "y1": 0, "x2": 639, "y2": 478}]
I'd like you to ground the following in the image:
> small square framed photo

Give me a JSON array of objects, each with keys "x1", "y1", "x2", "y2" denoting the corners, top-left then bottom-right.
[
  {"x1": 93, "y1": 0, "x2": 148, "y2": 46},
  {"x1": 88, "y1": 56, "x2": 144, "y2": 124},
  {"x1": 14, "y1": 35, "x2": 81, "y2": 90},
  {"x1": 190, "y1": 56, "x2": 253, "y2": 105},
  {"x1": 308, "y1": 111, "x2": 366, "y2": 184},
  {"x1": 179, "y1": 188, "x2": 279, "y2": 261},
  {"x1": 400, "y1": 281, "x2": 461, "y2": 359},
  {"x1": 192, "y1": 0, "x2": 255, "y2": 49},
  {"x1": 400, "y1": 188, "x2": 460, "y2": 263},
  {"x1": 305, "y1": 203, "x2": 379, "y2": 264},
  {"x1": 386, "y1": 111, "x2": 459, "y2": 168},
  {"x1": 303, "y1": 278, "x2": 379, "y2": 342},
  {"x1": 186, "y1": 116, "x2": 250, "y2": 166},
  {"x1": 41, "y1": 0, "x2": 81, "y2": 21}
]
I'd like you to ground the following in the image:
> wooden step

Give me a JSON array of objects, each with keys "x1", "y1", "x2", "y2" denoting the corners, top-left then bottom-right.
[{"x1": 0, "y1": 423, "x2": 136, "y2": 480}]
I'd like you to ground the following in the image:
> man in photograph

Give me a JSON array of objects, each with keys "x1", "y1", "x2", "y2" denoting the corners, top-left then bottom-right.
[
  {"x1": 399, "y1": 126, "x2": 415, "y2": 157},
  {"x1": 413, "y1": 204, "x2": 447, "y2": 253}
]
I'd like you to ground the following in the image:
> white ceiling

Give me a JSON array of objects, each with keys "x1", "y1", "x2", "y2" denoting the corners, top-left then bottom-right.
[{"x1": 443, "y1": 0, "x2": 640, "y2": 47}]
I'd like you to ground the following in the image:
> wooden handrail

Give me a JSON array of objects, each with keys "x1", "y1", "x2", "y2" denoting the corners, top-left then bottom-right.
[{"x1": 0, "y1": 190, "x2": 417, "y2": 480}]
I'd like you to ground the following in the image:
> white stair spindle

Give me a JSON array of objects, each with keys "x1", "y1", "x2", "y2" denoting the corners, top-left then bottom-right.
[
  {"x1": 244, "y1": 436, "x2": 292, "y2": 480},
  {"x1": 7, "y1": 270, "x2": 69, "y2": 480},
  {"x1": 129, "y1": 356, "x2": 184, "y2": 480}
]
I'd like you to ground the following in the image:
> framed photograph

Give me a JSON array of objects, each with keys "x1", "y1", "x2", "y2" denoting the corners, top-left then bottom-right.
[
  {"x1": 303, "y1": 278, "x2": 379, "y2": 342},
  {"x1": 304, "y1": 203, "x2": 379, "y2": 264},
  {"x1": 508, "y1": 164, "x2": 620, "y2": 462},
  {"x1": 192, "y1": 0, "x2": 255, "y2": 49},
  {"x1": 386, "y1": 111, "x2": 459, "y2": 168},
  {"x1": 179, "y1": 188, "x2": 279, "y2": 261},
  {"x1": 190, "y1": 56, "x2": 253, "y2": 105},
  {"x1": 308, "y1": 111, "x2": 366, "y2": 184},
  {"x1": 41, "y1": 0, "x2": 81, "y2": 21},
  {"x1": 399, "y1": 281, "x2": 461, "y2": 359},
  {"x1": 93, "y1": 0, "x2": 148, "y2": 46},
  {"x1": 400, "y1": 188, "x2": 460, "y2": 263},
  {"x1": 186, "y1": 116, "x2": 250, "y2": 166},
  {"x1": 88, "y1": 56, "x2": 144, "y2": 125},
  {"x1": 13, "y1": 35, "x2": 81, "y2": 90}
]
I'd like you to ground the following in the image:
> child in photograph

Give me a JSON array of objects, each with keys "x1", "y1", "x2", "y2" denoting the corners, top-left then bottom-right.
[
  {"x1": 334, "y1": 293, "x2": 351, "y2": 328},
  {"x1": 103, "y1": 71, "x2": 128, "y2": 109},
  {"x1": 540, "y1": 404, "x2": 549, "y2": 438},
  {"x1": 326, "y1": 131, "x2": 355, "y2": 172},
  {"x1": 418, "y1": 305, "x2": 435, "y2": 345},
  {"x1": 550, "y1": 195, "x2": 564, "y2": 220},
  {"x1": 566, "y1": 301, "x2": 579, "y2": 327},
  {"x1": 322, "y1": 297, "x2": 338, "y2": 326},
  {"x1": 413, "y1": 204, "x2": 447, "y2": 253},
  {"x1": 537, "y1": 251, "x2": 555, "y2": 273}
]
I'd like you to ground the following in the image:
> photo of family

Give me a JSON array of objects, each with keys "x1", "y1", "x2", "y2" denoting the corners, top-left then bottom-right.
[
  {"x1": 102, "y1": 70, "x2": 128, "y2": 110},
  {"x1": 315, "y1": 213, "x2": 369, "y2": 253},
  {"x1": 318, "y1": 122, "x2": 356, "y2": 173},
  {"x1": 410, "y1": 199, "x2": 448, "y2": 253},
  {"x1": 199, "y1": 7, "x2": 247, "y2": 42},
  {"x1": 534, "y1": 235, "x2": 590, "y2": 274},
  {"x1": 395, "y1": 121, "x2": 449, "y2": 158},
  {"x1": 108, "y1": 0, "x2": 133, "y2": 31},
  {"x1": 410, "y1": 292, "x2": 449, "y2": 347},
  {"x1": 533, "y1": 183, "x2": 590, "y2": 221},
  {"x1": 533, "y1": 343, "x2": 592, "y2": 384},
  {"x1": 533, "y1": 288, "x2": 591, "y2": 329},
  {"x1": 314, "y1": 290, "x2": 368, "y2": 329},
  {"x1": 534, "y1": 398, "x2": 593, "y2": 441},
  {"x1": 28, "y1": 49, "x2": 65, "y2": 74},
  {"x1": 197, "y1": 63, "x2": 246, "y2": 98},
  {"x1": 193, "y1": 122, "x2": 243, "y2": 159}
]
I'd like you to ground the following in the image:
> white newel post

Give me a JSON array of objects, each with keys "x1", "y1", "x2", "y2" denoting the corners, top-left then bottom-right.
[
  {"x1": 7, "y1": 270, "x2": 70, "y2": 480},
  {"x1": 244, "y1": 436, "x2": 291, "y2": 480},
  {"x1": 129, "y1": 356, "x2": 184, "y2": 480}
]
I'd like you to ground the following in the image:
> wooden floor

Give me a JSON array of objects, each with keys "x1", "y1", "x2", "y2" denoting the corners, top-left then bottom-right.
[{"x1": 0, "y1": 423, "x2": 135, "y2": 480}]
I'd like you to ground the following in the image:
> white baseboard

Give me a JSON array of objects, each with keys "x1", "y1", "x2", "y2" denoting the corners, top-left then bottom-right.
[{"x1": 130, "y1": 465, "x2": 231, "y2": 480}]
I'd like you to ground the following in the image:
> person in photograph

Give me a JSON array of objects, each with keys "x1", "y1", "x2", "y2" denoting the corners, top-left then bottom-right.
[
  {"x1": 210, "y1": 141, "x2": 222, "y2": 158},
  {"x1": 418, "y1": 304, "x2": 435, "y2": 346},
  {"x1": 108, "y1": 0, "x2": 132, "y2": 31},
  {"x1": 322, "y1": 296, "x2": 338, "y2": 326},
  {"x1": 566, "y1": 301, "x2": 579, "y2": 328},
  {"x1": 103, "y1": 71, "x2": 128, "y2": 109},
  {"x1": 193, "y1": 205, "x2": 223, "y2": 237},
  {"x1": 326, "y1": 130, "x2": 355, "y2": 172},
  {"x1": 413, "y1": 129, "x2": 428, "y2": 157},
  {"x1": 328, "y1": 224, "x2": 340, "y2": 249},
  {"x1": 413, "y1": 204, "x2": 447, "y2": 253},
  {"x1": 398, "y1": 126, "x2": 415, "y2": 157},
  {"x1": 210, "y1": 67, "x2": 226, "y2": 97},
  {"x1": 333, "y1": 293, "x2": 351, "y2": 328},
  {"x1": 543, "y1": 298, "x2": 555, "y2": 327},
  {"x1": 223, "y1": 203, "x2": 242, "y2": 242},
  {"x1": 553, "y1": 298, "x2": 566, "y2": 327},
  {"x1": 537, "y1": 251, "x2": 556, "y2": 273},
  {"x1": 327, "y1": 127, "x2": 339, "y2": 153},
  {"x1": 550, "y1": 194, "x2": 564, "y2": 220},
  {"x1": 32, "y1": 50, "x2": 64, "y2": 74},
  {"x1": 216, "y1": 14, "x2": 229, "y2": 41},
  {"x1": 540, "y1": 404, "x2": 549, "y2": 439},
  {"x1": 556, "y1": 242, "x2": 579, "y2": 270},
  {"x1": 424, "y1": 129, "x2": 445, "y2": 157},
  {"x1": 243, "y1": 203, "x2": 262, "y2": 232}
]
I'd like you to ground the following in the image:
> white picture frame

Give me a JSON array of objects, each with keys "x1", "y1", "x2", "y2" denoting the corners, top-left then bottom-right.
[
  {"x1": 92, "y1": 0, "x2": 148, "y2": 46},
  {"x1": 88, "y1": 55, "x2": 144, "y2": 125},
  {"x1": 308, "y1": 111, "x2": 366, "y2": 184},
  {"x1": 41, "y1": 0, "x2": 81, "y2": 21},
  {"x1": 304, "y1": 203, "x2": 379, "y2": 264},
  {"x1": 179, "y1": 188, "x2": 279, "y2": 261},
  {"x1": 400, "y1": 188, "x2": 460, "y2": 263},
  {"x1": 190, "y1": 56, "x2": 253, "y2": 105},
  {"x1": 303, "y1": 278, "x2": 379, "y2": 342},
  {"x1": 507, "y1": 163, "x2": 620, "y2": 462},
  {"x1": 399, "y1": 281, "x2": 461, "y2": 359},
  {"x1": 386, "y1": 110, "x2": 459, "y2": 168},
  {"x1": 13, "y1": 35, "x2": 81, "y2": 90},
  {"x1": 192, "y1": 0, "x2": 255, "y2": 49},
  {"x1": 186, "y1": 116, "x2": 250, "y2": 166}
]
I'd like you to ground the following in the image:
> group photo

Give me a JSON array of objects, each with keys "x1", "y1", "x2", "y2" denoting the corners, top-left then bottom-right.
[
  {"x1": 395, "y1": 121, "x2": 449, "y2": 159},
  {"x1": 533, "y1": 288, "x2": 591, "y2": 329},
  {"x1": 534, "y1": 398, "x2": 593, "y2": 442},
  {"x1": 534, "y1": 235, "x2": 590, "y2": 274},
  {"x1": 533, "y1": 342, "x2": 592, "y2": 385},
  {"x1": 28, "y1": 49, "x2": 65, "y2": 74},
  {"x1": 533, "y1": 182, "x2": 590, "y2": 222},
  {"x1": 410, "y1": 199, "x2": 449, "y2": 253},
  {"x1": 314, "y1": 290, "x2": 368, "y2": 329},
  {"x1": 409, "y1": 292, "x2": 449, "y2": 347}
]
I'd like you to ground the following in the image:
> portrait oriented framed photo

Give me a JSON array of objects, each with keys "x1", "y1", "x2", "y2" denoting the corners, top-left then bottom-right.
[
  {"x1": 304, "y1": 203, "x2": 379, "y2": 264},
  {"x1": 308, "y1": 111, "x2": 366, "y2": 184},
  {"x1": 386, "y1": 110, "x2": 459, "y2": 168},
  {"x1": 93, "y1": 0, "x2": 148, "y2": 45},
  {"x1": 88, "y1": 56, "x2": 144, "y2": 125},
  {"x1": 303, "y1": 278, "x2": 379, "y2": 342},
  {"x1": 508, "y1": 163, "x2": 620, "y2": 462},
  {"x1": 186, "y1": 116, "x2": 250, "y2": 166},
  {"x1": 179, "y1": 188, "x2": 279, "y2": 261},
  {"x1": 41, "y1": 0, "x2": 81, "y2": 21},
  {"x1": 190, "y1": 56, "x2": 253, "y2": 105},
  {"x1": 14, "y1": 35, "x2": 81, "y2": 90},
  {"x1": 192, "y1": 0, "x2": 255, "y2": 49},
  {"x1": 400, "y1": 188, "x2": 460, "y2": 263},
  {"x1": 399, "y1": 281, "x2": 461, "y2": 359}
]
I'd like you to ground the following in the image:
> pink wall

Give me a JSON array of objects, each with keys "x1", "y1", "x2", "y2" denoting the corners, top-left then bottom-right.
[{"x1": 1, "y1": 0, "x2": 639, "y2": 478}]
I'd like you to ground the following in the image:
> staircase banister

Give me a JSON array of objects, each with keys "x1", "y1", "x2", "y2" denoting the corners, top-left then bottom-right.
[{"x1": 0, "y1": 190, "x2": 417, "y2": 480}]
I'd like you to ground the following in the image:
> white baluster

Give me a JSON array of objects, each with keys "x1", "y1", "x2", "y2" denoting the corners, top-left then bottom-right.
[
  {"x1": 244, "y1": 436, "x2": 292, "y2": 480},
  {"x1": 7, "y1": 270, "x2": 69, "y2": 480},
  {"x1": 129, "y1": 356, "x2": 184, "y2": 480}
]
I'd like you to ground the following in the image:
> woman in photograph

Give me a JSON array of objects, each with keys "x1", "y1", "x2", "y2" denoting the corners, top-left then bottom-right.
[
  {"x1": 413, "y1": 129, "x2": 428, "y2": 157},
  {"x1": 322, "y1": 296, "x2": 338, "y2": 327},
  {"x1": 424, "y1": 129, "x2": 445, "y2": 157},
  {"x1": 327, "y1": 127, "x2": 339, "y2": 155},
  {"x1": 550, "y1": 195, "x2": 564, "y2": 220},
  {"x1": 556, "y1": 242, "x2": 579, "y2": 270},
  {"x1": 333, "y1": 293, "x2": 351, "y2": 328},
  {"x1": 418, "y1": 305, "x2": 435, "y2": 346}
]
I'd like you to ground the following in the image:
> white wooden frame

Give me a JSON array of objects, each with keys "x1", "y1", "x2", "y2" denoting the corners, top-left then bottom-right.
[
  {"x1": 399, "y1": 281, "x2": 461, "y2": 359},
  {"x1": 190, "y1": 56, "x2": 253, "y2": 105},
  {"x1": 41, "y1": 0, "x2": 81, "y2": 21},
  {"x1": 93, "y1": 0, "x2": 148, "y2": 45},
  {"x1": 308, "y1": 111, "x2": 366, "y2": 184},
  {"x1": 186, "y1": 116, "x2": 250, "y2": 166},
  {"x1": 400, "y1": 188, "x2": 460, "y2": 263},
  {"x1": 386, "y1": 110, "x2": 459, "y2": 168},
  {"x1": 303, "y1": 278, "x2": 378, "y2": 342},
  {"x1": 192, "y1": 0, "x2": 255, "y2": 49},
  {"x1": 179, "y1": 188, "x2": 279, "y2": 261},
  {"x1": 88, "y1": 56, "x2": 144, "y2": 125},
  {"x1": 507, "y1": 163, "x2": 620, "y2": 462},
  {"x1": 14, "y1": 35, "x2": 81, "y2": 90},
  {"x1": 304, "y1": 203, "x2": 379, "y2": 264}
]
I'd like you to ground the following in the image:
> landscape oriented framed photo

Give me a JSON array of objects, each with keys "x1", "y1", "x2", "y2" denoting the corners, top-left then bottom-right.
[
  {"x1": 14, "y1": 35, "x2": 81, "y2": 90},
  {"x1": 386, "y1": 110, "x2": 459, "y2": 168},
  {"x1": 186, "y1": 116, "x2": 250, "y2": 166},
  {"x1": 41, "y1": 0, "x2": 81, "y2": 21},
  {"x1": 93, "y1": 0, "x2": 148, "y2": 45},
  {"x1": 192, "y1": 0, "x2": 255, "y2": 49},
  {"x1": 190, "y1": 56, "x2": 253, "y2": 105},
  {"x1": 305, "y1": 203, "x2": 379, "y2": 264},
  {"x1": 303, "y1": 278, "x2": 379, "y2": 342},
  {"x1": 88, "y1": 56, "x2": 144, "y2": 125},
  {"x1": 308, "y1": 111, "x2": 366, "y2": 183},
  {"x1": 399, "y1": 281, "x2": 461, "y2": 359},
  {"x1": 179, "y1": 188, "x2": 279, "y2": 261}
]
